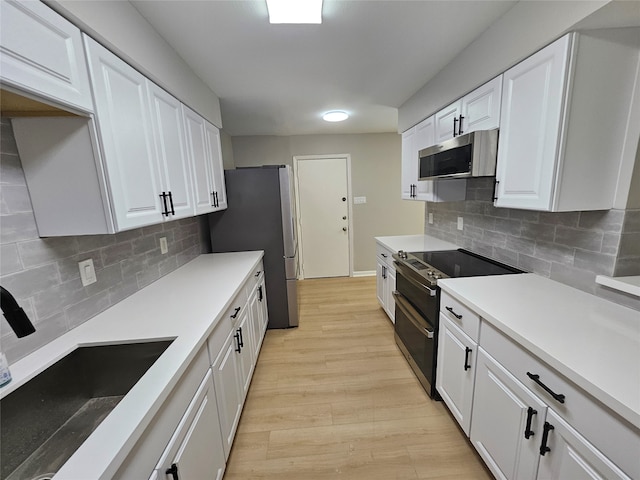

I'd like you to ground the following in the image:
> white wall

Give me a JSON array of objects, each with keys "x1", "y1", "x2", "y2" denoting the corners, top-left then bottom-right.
[
  {"x1": 47, "y1": 0, "x2": 222, "y2": 127},
  {"x1": 398, "y1": 1, "x2": 609, "y2": 132}
]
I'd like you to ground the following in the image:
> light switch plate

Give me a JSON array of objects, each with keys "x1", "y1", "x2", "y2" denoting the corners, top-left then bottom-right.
[
  {"x1": 353, "y1": 196, "x2": 366, "y2": 204},
  {"x1": 457, "y1": 216, "x2": 464, "y2": 230},
  {"x1": 79, "y1": 258, "x2": 97, "y2": 286},
  {"x1": 160, "y1": 237, "x2": 168, "y2": 254}
]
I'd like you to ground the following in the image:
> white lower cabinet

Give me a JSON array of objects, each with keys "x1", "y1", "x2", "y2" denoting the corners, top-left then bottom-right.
[
  {"x1": 436, "y1": 315, "x2": 477, "y2": 436},
  {"x1": 470, "y1": 348, "x2": 547, "y2": 480},
  {"x1": 436, "y1": 289, "x2": 637, "y2": 480},
  {"x1": 376, "y1": 243, "x2": 396, "y2": 322},
  {"x1": 151, "y1": 370, "x2": 225, "y2": 480},
  {"x1": 536, "y1": 410, "x2": 630, "y2": 480},
  {"x1": 211, "y1": 328, "x2": 243, "y2": 459}
]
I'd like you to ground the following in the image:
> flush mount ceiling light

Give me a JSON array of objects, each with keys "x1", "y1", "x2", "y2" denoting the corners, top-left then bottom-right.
[
  {"x1": 266, "y1": 0, "x2": 323, "y2": 24},
  {"x1": 322, "y1": 111, "x2": 349, "y2": 122}
]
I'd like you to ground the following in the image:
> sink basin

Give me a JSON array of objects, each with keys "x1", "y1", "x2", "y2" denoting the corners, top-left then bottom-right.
[{"x1": 0, "y1": 340, "x2": 173, "y2": 480}]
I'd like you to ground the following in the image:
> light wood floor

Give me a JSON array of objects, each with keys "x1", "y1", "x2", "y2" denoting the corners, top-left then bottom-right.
[{"x1": 224, "y1": 276, "x2": 493, "y2": 479}]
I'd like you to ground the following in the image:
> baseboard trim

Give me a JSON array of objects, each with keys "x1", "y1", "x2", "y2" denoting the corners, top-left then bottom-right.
[{"x1": 353, "y1": 270, "x2": 376, "y2": 277}]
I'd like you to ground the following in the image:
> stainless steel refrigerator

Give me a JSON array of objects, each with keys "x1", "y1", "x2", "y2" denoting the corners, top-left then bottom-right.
[{"x1": 208, "y1": 165, "x2": 299, "y2": 329}]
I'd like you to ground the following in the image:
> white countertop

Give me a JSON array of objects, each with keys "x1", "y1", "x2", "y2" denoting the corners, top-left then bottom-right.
[
  {"x1": 596, "y1": 275, "x2": 640, "y2": 297},
  {"x1": 375, "y1": 234, "x2": 459, "y2": 253},
  {"x1": 439, "y1": 273, "x2": 640, "y2": 428},
  {"x1": 0, "y1": 251, "x2": 263, "y2": 480}
]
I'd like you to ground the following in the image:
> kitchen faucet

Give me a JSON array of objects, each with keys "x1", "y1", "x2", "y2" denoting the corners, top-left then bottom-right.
[{"x1": 0, "y1": 286, "x2": 36, "y2": 338}]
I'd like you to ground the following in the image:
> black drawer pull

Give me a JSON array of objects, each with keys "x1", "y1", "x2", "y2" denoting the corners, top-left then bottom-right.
[
  {"x1": 524, "y1": 407, "x2": 537, "y2": 439},
  {"x1": 167, "y1": 191, "x2": 175, "y2": 215},
  {"x1": 258, "y1": 285, "x2": 263, "y2": 302},
  {"x1": 526, "y1": 372, "x2": 565, "y2": 403},
  {"x1": 464, "y1": 347, "x2": 472, "y2": 371},
  {"x1": 539, "y1": 422, "x2": 554, "y2": 456},
  {"x1": 234, "y1": 331, "x2": 241, "y2": 353},
  {"x1": 445, "y1": 306, "x2": 462, "y2": 319},
  {"x1": 238, "y1": 327, "x2": 244, "y2": 348},
  {"x1": 230, "y1": 306, "x2": 241, "y2": 319},
  {"x1": 255, "y1": 271, "x2": 261, "y2": 277}
]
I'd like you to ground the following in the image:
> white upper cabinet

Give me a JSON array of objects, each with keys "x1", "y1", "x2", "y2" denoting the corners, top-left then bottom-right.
[
  {"x1": 0, "y1": 0, "x2": 93, "y2": 112},
  {"x1": 204, "y1": 121, "x2": 228, "y2": 211},
  {"x1": 460, "y1": 76, "x2": 502, "y2": 134},
  {"x1": 495, "y1": 32, "x2": 639, "y2": 211},
  {"x1": 434, "y1": 76, "x2": 502, "y2": 143},
  {"x1": 84, "y1": 37, "x2": 166, "y2": 230},
  {"x1": 147, "y1": 81, "x2": 195, "y2": 220}
]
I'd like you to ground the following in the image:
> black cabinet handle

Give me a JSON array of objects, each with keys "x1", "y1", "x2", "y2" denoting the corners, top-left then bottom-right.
[
  {"x1": 464, "y1": 347, "x2": 472, "y2": 371},
  {"x1": 445, "y1": 306, "x2": 463, "y2": 319},
  {"x1": 230, "y1": 306, "x2": 241, "y2": 319},
  {"x1": 382, "y1": 265, "x2": 387, "y2": 279},
  {"x1": 166, "y1": 463, "x2": 179, "y2": 480},
  {"x1": 539, "y1": 422, "x2": 554, "y2": 456},
  {"x1": 167, "y1": 191, "x2": 175, "y2": 215},
  {"x1": 524, "y1": 407, "x2": 537, "y2": 439},
  {"x1": 258, "y1": 285, "x2": 263, "y2": 302},
  {"x1": 238, "y1": 327, "x2": 244, "y2": 348},
  {"x1": 381, "y1": 253, "x2": 387, "y2": 258},
  {"x1": 255, "y1": 271, "x2": 261, "y2": 277},
  {"x1": 234, "y1": 331, "x2": 241, "y2": 353},
  {"x1": 458, "y1": 115, "x2": 464, "y2": 135},
  {"x1": 160, "y1": 192, "x2": 169, "y2": 216},
  {"x1": 215, "y1": 191, "x2": 219, "y2": 207},
  {"x1": 211, "y1": 191, "x2": 215, "y2": 206},
  {"x1": 527, "y1": 372, "x2": 565, "y2": 404},
  {"x1": 453, "y1": 116, "x2": 458, "y2": 137},
  {"x1": 492, "y1": 179, "x2": 500, "y2": 201}
]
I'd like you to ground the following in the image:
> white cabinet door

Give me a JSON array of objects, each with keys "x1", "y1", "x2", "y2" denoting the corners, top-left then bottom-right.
[
  {"x1": 0, "y1": 0, "x2": 93, "y2": 112},
  {"x1": 183, "y1": 106, "x2": 216, "y2": 215},
  {"x1": 147, "y1": 82, "x2": 194, "y2": 220},
  {"x1": 235, "y1": 306, "x2": 255, "y2": 398},
  {"x1": 494, "y1": 35, "x2": 570, "y2": 211},
  {"x1": 376, "y1": 260, "x2": 386, "y2": 308},
  {"x1": 460, "y1": 76, "x2": 502, "y2": 134},
  {"x1": 401, "y1": 126, "x2": 417, "y2": 200},
  {"x1": 436, "y1": 315, "x2": 477, "y2": 435},
  {"x1": 435, "y1": 100, "x2": 461, "y2": 142},
  {"x1": 211, "y1": 330, "x2": 243, "y2": 460},
  {"x1": 248, "y1": 285, "x2": 263, "y2": 360},
  {"x1": 471, "y1": 348, "x2": 547, "y2": 480},
  {"x1": 258, "y1": 278, "x2": 269, "y2": 335},
  {"x1": 204, "y1": 122, "x2": 227, "y2": 211},
  {"x1": 153, "y1": 371, "x2": 225, "y2": 480},
  {"x1": 84, "y1": 37, "x2": 164, "y2": 230},
  {"x1": 536, "y1": 410, "x2": 631, "y2": 480},
  {"x1": 384, "y1": 266, "x2": 396, "y2": 323}
]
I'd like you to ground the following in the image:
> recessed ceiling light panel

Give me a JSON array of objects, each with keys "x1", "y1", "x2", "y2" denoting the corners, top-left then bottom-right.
[
  {"x1": 323, "y1": 111, "x2": 349, "y2": 122},
  {"x1": 266, "y1": 0, "x2": 323, "y2": 24}
]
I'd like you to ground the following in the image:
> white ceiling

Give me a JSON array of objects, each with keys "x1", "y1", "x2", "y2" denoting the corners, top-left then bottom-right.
[{"x1": 131, "y1": 0, "x2": 517, "y2": 136}]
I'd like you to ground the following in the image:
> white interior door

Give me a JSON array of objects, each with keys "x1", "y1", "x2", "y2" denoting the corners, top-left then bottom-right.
[{"x1": 295, "y1": 156, "x2": 351, "y2": 279}]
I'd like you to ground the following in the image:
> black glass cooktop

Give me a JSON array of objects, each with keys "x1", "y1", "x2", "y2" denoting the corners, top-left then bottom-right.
[{"x1": 411, "y1": 249, "x2": 523, "y2": 278}]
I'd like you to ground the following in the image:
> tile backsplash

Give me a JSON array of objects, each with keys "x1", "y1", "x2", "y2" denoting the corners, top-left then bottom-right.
[
  {"x1": 1, "y1": 118, "x2": 207, "y2": 362},
  {"x1": 425, "y1": 178, "x2": 640, "y2": 310}
]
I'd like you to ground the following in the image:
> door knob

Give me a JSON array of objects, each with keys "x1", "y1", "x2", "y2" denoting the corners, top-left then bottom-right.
[
  {"x1": 342, "y1": 197, "x2": 346, "y2": 201},
  {"x1": 342, "y1": 216, "x2": 347, "y2": 220},
  {"x1": 342, "y1": 227, "x2": 347, "y2": 231}
]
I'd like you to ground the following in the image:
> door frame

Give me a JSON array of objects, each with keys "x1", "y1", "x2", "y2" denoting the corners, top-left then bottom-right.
[{"x1": 292, "y1": 154, "x2": 354, "y2": 279}]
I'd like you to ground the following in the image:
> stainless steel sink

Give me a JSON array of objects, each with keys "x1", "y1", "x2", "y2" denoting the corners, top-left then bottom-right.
[{"x1": 0, "y1": 340, "x2": 173, "y2": 480}]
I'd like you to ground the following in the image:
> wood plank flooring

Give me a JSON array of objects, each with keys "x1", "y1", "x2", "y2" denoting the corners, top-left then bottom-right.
[{"x1": 224, "y1": 276, "x2": 492, "y2": 479}]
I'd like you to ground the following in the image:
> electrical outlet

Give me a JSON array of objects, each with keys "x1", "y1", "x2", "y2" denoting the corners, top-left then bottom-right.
[
  {"x1": 160, "y1": 237, "x2": 168, "y2": 254},
  {"x1": 457, "y1": 216, "x2": 464, "y2": 231},
  {"x1": 428, "y1": 213, "x2": 434, "y2": 224},
  {"x1": 79, "y1": 259, "x2": 97, "y2": 286}
]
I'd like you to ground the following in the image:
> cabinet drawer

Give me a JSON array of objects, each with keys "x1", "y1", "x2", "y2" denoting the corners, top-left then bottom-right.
[
  {"x1": 480, "y1": 321, "x2": 640, "y2": 479},
  {"x1": 376, "y1": 244, "x2": 394, "y2": 265},
  {"x1": 440, "y1": 291, "x2": 480, "y2": 342},
  {"x1": 245, "y1": 260, "x2": 265, "y2": 297}
]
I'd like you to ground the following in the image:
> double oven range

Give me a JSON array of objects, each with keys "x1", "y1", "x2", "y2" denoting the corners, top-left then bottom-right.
[{"x1": 392, "y1": 249, "x2": 523, "y2": 399}]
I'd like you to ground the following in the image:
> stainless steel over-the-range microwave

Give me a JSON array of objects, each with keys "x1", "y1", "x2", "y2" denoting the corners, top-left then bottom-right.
[{"x1": 418, "y1": 128, "x2": 499, "y2": 180}]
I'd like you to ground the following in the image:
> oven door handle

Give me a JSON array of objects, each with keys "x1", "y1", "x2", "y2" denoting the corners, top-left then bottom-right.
[
  {"x1": 392, "y1": 291, "x2": 434, "y2": 339},
  {"x1": 393, "y1": 261, "x2": 437, "y2": 296}
]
